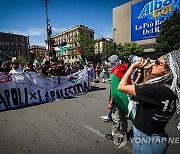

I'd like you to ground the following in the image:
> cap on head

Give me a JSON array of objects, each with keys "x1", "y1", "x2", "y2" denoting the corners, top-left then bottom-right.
[
  {"x1": 163, "y1": 50, "x2": 180, "y2": 115},
  {"x1": 108, "y1": 55, "x2": 120, "y2": 63}
]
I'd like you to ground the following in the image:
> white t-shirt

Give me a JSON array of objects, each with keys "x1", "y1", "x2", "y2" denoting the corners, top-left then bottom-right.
[{"x1": 9, "y1": 68, "x2": 23, "y2": 74}]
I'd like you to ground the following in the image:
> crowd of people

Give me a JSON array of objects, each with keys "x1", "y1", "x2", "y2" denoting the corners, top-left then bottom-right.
[
  {"x1": 0, "y1": 60, "x2": 83, "y2": 76},
  {"x1": 0, "y1": 59, "x2": 111, "y2": 90},
  {"x1": 0, "y1": 59, "x2": 111, "y2": 79}
]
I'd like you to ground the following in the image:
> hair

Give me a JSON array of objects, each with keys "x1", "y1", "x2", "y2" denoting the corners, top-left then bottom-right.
[
  {"x1": 59, "y1": 59, "x2": 64, "y2": 65},
  {"x1": 44, "y1": 61, "x2": 50, "y2": 65}
]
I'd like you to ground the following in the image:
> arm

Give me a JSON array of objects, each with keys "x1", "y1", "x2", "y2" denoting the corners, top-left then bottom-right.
[
  {"x1": 107, "y1": 98, "x2": 113, "y2": 109},
  {"x1": 118, "y1": 58, "x2": 147, "y2": 97},
  {"x1": 118, "y1": 66, "x2": 136, "y2": 96}
]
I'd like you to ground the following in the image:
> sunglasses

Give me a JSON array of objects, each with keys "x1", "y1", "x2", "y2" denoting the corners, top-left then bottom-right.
[{"x1": 154, "y1": 59, "x2": 168, "y2": 68}]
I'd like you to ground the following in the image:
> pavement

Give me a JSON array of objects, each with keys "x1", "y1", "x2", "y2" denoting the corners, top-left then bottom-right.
[{"x1": 0, "y1": 79, "x2": 179, "y2": 154}]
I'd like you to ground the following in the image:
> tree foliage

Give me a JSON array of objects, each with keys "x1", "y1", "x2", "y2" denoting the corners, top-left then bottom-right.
[
  {"x1": 17, "y1": 55, "x2": 27, "y2": 66},
  {"x1": 75, "y1": 33, "x2": 95, "y2": 61},
  {"x1": 116, "y1": 42, "x2": 144, "y2": 61},
  {"x1": 101, "y1": 41, "x2": 114, "y2": 60},
  {"x1": 154, "y1": 10, "x2": 180, "y2": 56}
]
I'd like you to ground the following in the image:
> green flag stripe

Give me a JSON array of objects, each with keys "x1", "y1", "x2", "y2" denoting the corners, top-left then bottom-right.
[
  {"x1": 78, "y1": 55, "x2": 86, "y2": 66},
  {"x1": 111, "y1": 74, "x2": 134, "y2": 121}
]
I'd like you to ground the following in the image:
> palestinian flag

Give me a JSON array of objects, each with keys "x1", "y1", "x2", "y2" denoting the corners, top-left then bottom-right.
[
  {"x1": 51, "y1": 44, "x2": 72, "y2": 53},
  {"x1": 77, "y1": 47, "x2": 86, "y2": 66},
  {"x1": 44, "y1": 54, "x2": 49, "y2": 60},
  {"x1": 111, "y1": 63, "x2": 135, "y2": 121}
]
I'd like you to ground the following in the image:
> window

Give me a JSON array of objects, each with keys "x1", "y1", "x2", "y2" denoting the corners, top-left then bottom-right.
[
  {"x1": 4, "y1": 45, "x2": 8, "y2": 50},
  {"x1": 13, "y1": 44, "x2": 17, "y2": 50},
  {"x1": 75, "y1": 42, "x2": 77, "y2": 47}
]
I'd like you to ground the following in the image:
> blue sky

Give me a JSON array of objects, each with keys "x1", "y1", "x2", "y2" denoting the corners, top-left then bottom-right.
[{"x1": 0, "y1": 0, "x2": 130, "y2": 46}]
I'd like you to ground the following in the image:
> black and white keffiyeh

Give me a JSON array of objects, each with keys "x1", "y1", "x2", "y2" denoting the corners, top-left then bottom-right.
[
  {"x1": 108, "y1": 55, "x2": 122, "y2": 69},
  {"x1": 147, "y1": 50, "x2": 180, "y2": 130}
]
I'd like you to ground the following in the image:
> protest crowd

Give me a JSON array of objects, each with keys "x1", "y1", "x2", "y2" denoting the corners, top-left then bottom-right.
[{"x1": 0, "y1": 59, "x2": 109, "y2": 79}]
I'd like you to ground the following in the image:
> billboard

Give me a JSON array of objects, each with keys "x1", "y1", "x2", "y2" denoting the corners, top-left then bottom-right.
[{"x1": 131, "y1": 0, "x2": 180, "y2": 41}]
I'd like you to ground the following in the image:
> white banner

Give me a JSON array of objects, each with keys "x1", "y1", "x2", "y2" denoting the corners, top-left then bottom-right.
[{"x1": 0, "y1": 68, "x2": 88, "y2": 111}]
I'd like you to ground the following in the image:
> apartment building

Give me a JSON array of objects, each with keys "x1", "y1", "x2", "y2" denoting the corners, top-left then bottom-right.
[
  {"x1": 29, "y1": 45, "x2": 46, "y2": 62},
  {"x1": 51, "y1": 24, "x2": 94, "y2": 63},
  {"x1": 0, "y1": 32, "x2": 29, "y2": 62},
  {"x1": 94, "y1": 37, "x2": 113, "y2": 54}
]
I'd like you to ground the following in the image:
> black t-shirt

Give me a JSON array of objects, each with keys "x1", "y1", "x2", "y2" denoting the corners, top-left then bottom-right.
[{"x1": 134, "y1": 84, "x2": 176, "y2": 135}]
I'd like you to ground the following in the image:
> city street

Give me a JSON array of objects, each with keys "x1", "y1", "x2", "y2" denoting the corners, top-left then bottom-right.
[{"x1": 0, "y1": 81, "x2": 179, "y2": 154}]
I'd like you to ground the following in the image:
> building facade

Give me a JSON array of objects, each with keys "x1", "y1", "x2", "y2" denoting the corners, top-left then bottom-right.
[
  {"x1": 95, "y1": 38, "x2": 113, "y2": 54},
  {"x1": 113, "y1": 0, "x2": 179, "y2": 57},
  {"x1": 51, "y1": 25, "x2": 94, "y2": 63},
  {"x1": 0, "y1": 32, "x2": 30, "y2": 62},
  {"x1": 29, "y1": 45, "x2": 46, "y2": 63}
]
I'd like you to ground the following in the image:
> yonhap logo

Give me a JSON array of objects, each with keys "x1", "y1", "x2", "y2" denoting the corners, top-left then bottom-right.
[{"x1": 112, "y1": 135, "x2": 180, "y2": 148}]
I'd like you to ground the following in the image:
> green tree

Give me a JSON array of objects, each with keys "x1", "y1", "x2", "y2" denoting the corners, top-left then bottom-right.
[
  {"x1": 116, "y1": 42, "x2": 144, "y2": 61},
  {"x1": 100, "y1": 41, "x2": 114, "y2": 60},
  {"x1": 154, "y1": 10, "x2": 180, "y2": 56},
  {"x1": 17, "y1": 55, "x2": 27, "y2": 66},
  {"x1": 74, "y1": 33, "x2": 95, "y2": 61}
]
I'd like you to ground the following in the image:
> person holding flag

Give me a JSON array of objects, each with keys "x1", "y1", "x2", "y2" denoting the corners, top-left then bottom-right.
[
  {"x1": 76, "y1": 47, "x2": 86, "y2": 66},
  {"x1": 104, "y1": 55, "x2": 132, "y2": 147}
]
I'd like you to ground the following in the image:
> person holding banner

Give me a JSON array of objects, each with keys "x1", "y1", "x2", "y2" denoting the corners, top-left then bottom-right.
[
  {"x1": 9, "y1": 61, "x2": 23, "y2": 74},
  {"x1": 0, "y1": 61, "x2": 11, "y2": 73},
  {"x1": 118, "y1": 50, "x2": 180, "y2": 154},
  {"x1": 40, "y1": 60, "x2": 51, "y2": 76}
]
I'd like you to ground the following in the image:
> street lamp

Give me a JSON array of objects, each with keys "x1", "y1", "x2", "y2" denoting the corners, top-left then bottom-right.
[
  {"x1": 42, "y1": 0, "x2": 51, "y2": 54},
  {"x1": 113, "y1": 28, "x2": 116, "y2": 55}
]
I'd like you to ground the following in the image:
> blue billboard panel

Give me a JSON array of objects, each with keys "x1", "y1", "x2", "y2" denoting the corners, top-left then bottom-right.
[{"x1": 131, "y1": 0, "x2": 180, "y2": 41}]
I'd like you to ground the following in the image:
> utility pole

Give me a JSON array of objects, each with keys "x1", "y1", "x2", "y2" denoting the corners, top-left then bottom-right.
[
  {"x1": 113, "y1": 28, "x2": 116, "y2": 55},
  {"x1": 42, "y1": 0, "x2": 51, "y2": 57}
]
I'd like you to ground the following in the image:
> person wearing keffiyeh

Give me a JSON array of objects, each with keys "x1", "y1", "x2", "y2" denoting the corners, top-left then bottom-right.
[{"x1": 118, "y1": 50, "x2": 180, "y2": 154}]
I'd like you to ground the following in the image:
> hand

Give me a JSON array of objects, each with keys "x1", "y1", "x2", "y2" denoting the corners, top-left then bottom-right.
[
  {"x1": 131, "y1": 58, "x2": 148, "y2": 69},
  {"x1": 107, "y1": 103, "x2": 112, "y2": 109}
]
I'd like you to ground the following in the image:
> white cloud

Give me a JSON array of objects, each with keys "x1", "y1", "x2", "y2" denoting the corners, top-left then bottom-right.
[
  {"x1": 95, "y1": 28, "x2": 113, "y2": 39},
  {"x1": 1, "y1": 26, "x2": 113, "y2": 46},
  {"x1": 52, "y1": 27, "x2": 66, "y2": 33},
  {"x1": 0, "y1": 28, "x2": 47, "y2": 46},
  {"x1": 101, "y1": 30, "x2": 113, "y2": 38},
  {"x1": 0, "y1": 28, "x2": 46, "y2": 36},
  {"x1": 26, "y1": 28, "x2": 45, "y2": 36},
  {"x1": 30, "y1": 40, "x2": 46, "y2": 46}
]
